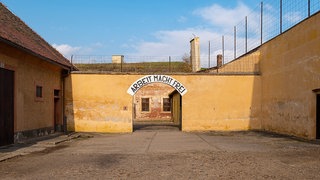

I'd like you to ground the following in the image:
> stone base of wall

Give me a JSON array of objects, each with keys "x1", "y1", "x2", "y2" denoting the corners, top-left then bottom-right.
[{"x1": 14, "y1": 127, "x2": 55, "y2": 143}]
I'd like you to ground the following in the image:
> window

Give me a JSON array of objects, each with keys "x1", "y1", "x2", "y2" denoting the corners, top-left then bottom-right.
[
  {"x1": 36, "y1": 86, "x2": 43, "y2": 98},
  {"x1": 141, "y1": 98, "x2": 149, "y2": 112},
  {"x1": 163, "y1": 98, "x2": 171, "y2": 112},
  {"x1": 54, "y1": 89, "x2": 60, "y2": 98}
]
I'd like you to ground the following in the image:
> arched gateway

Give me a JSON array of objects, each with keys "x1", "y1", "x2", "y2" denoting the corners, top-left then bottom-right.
[
  {"x1": 127, "y1": 75, "x2": 187, "y2": 130},
  {"x1": 127, "y1": 75, "x2": 188, "y2": 96}
]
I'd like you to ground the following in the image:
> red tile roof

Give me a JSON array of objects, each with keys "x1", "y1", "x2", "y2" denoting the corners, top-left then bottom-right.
[{"x1": 0, "y1": 3, "x2": 72, "y2": 69}]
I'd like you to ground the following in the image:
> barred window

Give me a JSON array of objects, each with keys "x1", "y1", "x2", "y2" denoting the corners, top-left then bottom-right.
[
  {"x1": 163, "y1": 98, "x2": 171, "y2": 112},
  {"x1": 141, "y1": 98, "x2": 150, "y2": 112}
]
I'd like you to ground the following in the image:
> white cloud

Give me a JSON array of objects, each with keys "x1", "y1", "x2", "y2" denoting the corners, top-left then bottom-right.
[
  {"x1": 128, "y1": 2, "x2": 263, "y2": 67},
  {"x1": 52, "y1": 42, "x2": 106, "y2": 59},
  {"x1": 193, "y1": 2, "x2": 252, "y2": 31},
  {"x1": 129, "y1": 28, "x2": 221, "y2": 61},
  {"x1": 52, "y1": 44, "x2": 81, "y2": 58}
]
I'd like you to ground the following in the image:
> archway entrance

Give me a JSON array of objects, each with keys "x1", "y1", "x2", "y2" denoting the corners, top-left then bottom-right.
[{"x1": 127, "y1": 75, "x2": 186, "y2": 131}]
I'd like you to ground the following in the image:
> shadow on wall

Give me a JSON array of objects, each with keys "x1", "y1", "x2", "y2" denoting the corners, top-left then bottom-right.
[
  {"x1": 249, "y1": 62, "x2": 262, "y2": 131},
  {"x1": 64, "y1": 75, "x2": 75, "y2": 132}
]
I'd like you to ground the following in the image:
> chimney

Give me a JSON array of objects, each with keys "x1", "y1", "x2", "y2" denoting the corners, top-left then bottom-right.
[
  {"x1": 190, "y1": 37, "x2": 200, "y2": 72},
  {"x1": 217, "y1": 54, "x2": 223, "y2": 68}
]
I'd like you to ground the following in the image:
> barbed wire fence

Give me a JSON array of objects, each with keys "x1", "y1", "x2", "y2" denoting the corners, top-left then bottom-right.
[
  {"x1": 207, "y1": 0, "x2": 320, "y2": 69},
  {"x1": 71, "y1": 55, "x2": 193, "y2": 73},
  {"x1": 72, "y1": 0, "x2": 320, "y2": 73}
]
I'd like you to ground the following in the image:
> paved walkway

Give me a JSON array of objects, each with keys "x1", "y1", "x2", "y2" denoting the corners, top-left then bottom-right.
[{"x1": 0, "y1": 133, "x2": 82, "y2": 162}]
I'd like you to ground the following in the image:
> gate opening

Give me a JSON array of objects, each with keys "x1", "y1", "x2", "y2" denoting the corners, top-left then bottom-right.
[
  {"x1": 132, "y1": 83, "x2": 182, "y2": 131},
  {"x1": 127, "y1": 75, "x2": 187, "y2": 131}
]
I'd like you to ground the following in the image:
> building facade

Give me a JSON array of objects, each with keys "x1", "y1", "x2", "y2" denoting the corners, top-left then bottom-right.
[
  {"x1": 0, "y1": 3, "x2": 73, "y2": 146},
  {"x1": 134, "y1": 83, "x2": 174, "y2": 121}
]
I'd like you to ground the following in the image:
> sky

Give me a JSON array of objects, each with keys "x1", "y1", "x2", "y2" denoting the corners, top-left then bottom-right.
[{"x1": 0, "y1": 0, "x2": 313, "y2": 65}]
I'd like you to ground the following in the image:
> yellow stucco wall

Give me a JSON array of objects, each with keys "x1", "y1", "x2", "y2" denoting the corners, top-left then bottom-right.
[
  {"x1": 0, "y1": 42, "x2": 63, "y2": 133},
  {"x1": 259, "y1": 12, "x2": 320, "y2": 139},
  {"x1": 65, "y1": 12, "x2": 320, "y2": 139},
  {"x1": 64, "y1": 74, "x2": 138, "y2": 133},
  {"x1": 178, "y1": 75, "x2": 261, "y2": 131},
  {"x1": 216, "y1": 50, "x2": 260, "y2": 74},
  {"x1": 65, "y1": 74, "x2": 261, "y2": 133}
]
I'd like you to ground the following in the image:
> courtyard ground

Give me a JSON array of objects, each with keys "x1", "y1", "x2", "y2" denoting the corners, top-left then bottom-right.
[{"x1": 0, "y1": 126, "x2": 320, "y2": 179}]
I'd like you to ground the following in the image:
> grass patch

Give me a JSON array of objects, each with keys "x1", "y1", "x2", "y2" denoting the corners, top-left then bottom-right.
[{"x1": 74, "y1": 62, "x2": 192, "y2": 73}]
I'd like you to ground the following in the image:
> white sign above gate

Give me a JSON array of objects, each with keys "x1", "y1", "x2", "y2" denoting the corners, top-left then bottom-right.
[{"x1": 127, "y1": 75, "x2": 187, "y2": 96}]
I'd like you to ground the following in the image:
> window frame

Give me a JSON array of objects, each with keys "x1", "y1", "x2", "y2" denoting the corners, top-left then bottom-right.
[
  {"x1": 141, "y1": 97, "x2": 150, "y2": 112},
  {"x1": 162, "y1": 97, "x2": 171, "y2": 112},
  {"x1": 36, "y1": 85, "x2": 43, "y2": 98}
]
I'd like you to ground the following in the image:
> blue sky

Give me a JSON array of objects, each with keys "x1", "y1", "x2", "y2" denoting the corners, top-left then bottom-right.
[{"x1": 1, "y1": 0, "x2": 312, "y2": 64}]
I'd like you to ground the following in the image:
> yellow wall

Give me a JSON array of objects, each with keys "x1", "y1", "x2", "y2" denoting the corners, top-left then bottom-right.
[
  {"x1": 65, "y1": 12, "x2": 320, "y2": 139},
  {"x1": 259, "y1": 12, "x2": 320, "y2": 139},
  {"x1": 64, "y1": 74, "x2": 138, "y2": 133},
  {"x1": 178, "y1": 75, "x2": 261, "y2": 131},
  {"x1": 65, "y1": 74, "x2": 261, "y2": 133},
  {"x1": 217, "y1": 50, "x2": 260, "y2": 74},
  {"x1": 0, "y1": 42, "x2": 63, "y2": 133}
]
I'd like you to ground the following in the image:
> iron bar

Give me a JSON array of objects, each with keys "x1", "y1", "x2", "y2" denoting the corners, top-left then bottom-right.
[
  {"x1": 261, "y1": 1, "x2": 263, "y2": 45},
  {"x1": 222, "y1": 36, "x2": 225, "y2": 65},
  {"x1": 308, "y1": 0, "x2": 311, "y2": 17},
  {"x1": 208, "y1": 41, "x2": 211, "y2": 68},
  {"x1": 234, "y1": 26, "x2": 237, "y2": 59},
  {"x1": 245, "y1": 16, "x2": 248, "y2": 53},
  {"x1": 280, "y1": 0, "x2": 283, "y2": 34},
  {"x1": 169, "y1": 56, "x2": 171, "y2": 72}
]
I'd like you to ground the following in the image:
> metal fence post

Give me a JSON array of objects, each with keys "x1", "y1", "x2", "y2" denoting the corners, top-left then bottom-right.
[
  {"x1": 245, "y1": 16, "x2": 248, "y2": 53},
  {"x1": 169, "y1": 56, "x2": 171, "y2": 72},
  {"x1": 208, "y1": 41, "x2": 211, "y2": 68},
  {"x1": 280, "y1": 0, "x2": 283, "y2": 34},
  {"x1": 308, "y1": 0, "x2": 311, "y2": 17},
  {"x1": 120, "y1": 59, "x2": 123, "y2": 72},
  {"x1": 234, "y1": 26, "x2": 237, "y2": 59},
  {"x1": 261, "y1": 1, "x2": 263, "y2": 45},
  {"x1": 222, "y1": 36, "x2": 225, "y2": 65}
]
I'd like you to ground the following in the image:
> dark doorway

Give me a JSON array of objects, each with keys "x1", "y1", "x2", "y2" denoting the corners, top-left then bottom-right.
[
  {"x1": 54, "y1": 90, "x2": 60, "y2": 131},
  {"x1": 317, "y1": 94, "x2": 320, "y2": 139},
  {"x1": 0, "y1": 68, "x2": 14, "y2": 146}
]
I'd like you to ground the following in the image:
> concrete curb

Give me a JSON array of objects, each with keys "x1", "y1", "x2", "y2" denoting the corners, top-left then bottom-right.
[{"x1": 0, "y1": 133, "x2": 86, "y2": 162}]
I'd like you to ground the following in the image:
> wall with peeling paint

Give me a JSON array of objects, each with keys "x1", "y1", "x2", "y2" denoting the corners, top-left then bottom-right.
[
  {"x1": 64, "y1": 74, "x2": 139, "y2": 133},
  {"x1": 65, "y1": 12, "x2": 320, "y2": 139},
  {"x1": 177, "y1": 75, "x2": 261, "y2": 131},
  {"x1": 134, "y1": 83, "x2": 174, "y2": 121},
  {"x1": 65, "y1": 73, "x2": 261, "y2": 133},
  {"x1": 0, "y1": 41, "x2": 64, "y2": 140},
  {"x1": 259, "y1": 12, "x2": 320, "y2": 139}
]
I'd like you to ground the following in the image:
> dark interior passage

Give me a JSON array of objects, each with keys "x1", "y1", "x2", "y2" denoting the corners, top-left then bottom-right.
[{"x1": 0, "y1": 67, "x2": 14, "y2": 146}]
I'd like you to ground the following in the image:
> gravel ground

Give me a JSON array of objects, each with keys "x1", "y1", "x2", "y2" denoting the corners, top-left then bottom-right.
[{"x1": 0, "y1": 130, "x2": 319, "y2": 179}]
